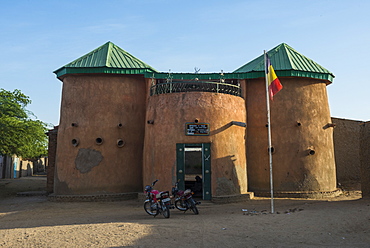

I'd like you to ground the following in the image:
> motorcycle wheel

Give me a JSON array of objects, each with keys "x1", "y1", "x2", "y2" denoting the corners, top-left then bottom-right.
[
  {"x1": 189, "y1": 198, "x2": 199, "y2": 215},
  {"x1": 175, "y1": 199, "x2": 188, "y2": 211},
  {"x1": 161, "y1": 202, "x2": 170, "y2": 218},
  {"x1": 144, "y1": 200, "x2": 157, "y2": 216}
]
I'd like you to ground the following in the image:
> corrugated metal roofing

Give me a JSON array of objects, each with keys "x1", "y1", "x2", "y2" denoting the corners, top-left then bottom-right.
[
  {"x1": 233, "y1": 43, "x2": 334, "y2": 82},
  {"x1": 54, "y1": 41, "x2": 157, "y2": 77},
  {"x1": 54, "y1": 42, "x2": 334, "y2": 83}
]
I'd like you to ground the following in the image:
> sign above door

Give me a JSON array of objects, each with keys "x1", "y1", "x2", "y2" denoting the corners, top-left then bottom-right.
[{"x1": 185, "y1": 123, "x2": 210, "y2": 136}]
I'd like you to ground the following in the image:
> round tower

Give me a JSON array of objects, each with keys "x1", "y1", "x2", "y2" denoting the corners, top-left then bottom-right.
[
  {"x1": 53, "y1": 42, "x2": 155, "y2": 196},
  {"x1": 235, "y1": 43, "x2": 339, "y2": 198},
  {"x1": 143, "y1": 77, "x2": 249, "y2": 201}
]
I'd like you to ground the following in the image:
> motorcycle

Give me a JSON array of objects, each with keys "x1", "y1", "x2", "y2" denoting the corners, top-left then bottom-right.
[
  {"x1": 143, "y1": 179, "x2": 171, "y2": 218},
  {"x1": 171, "y1": 181, "x2": 200, "y2": 214}
]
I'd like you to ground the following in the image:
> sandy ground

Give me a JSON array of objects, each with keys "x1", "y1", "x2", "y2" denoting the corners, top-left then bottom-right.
[{"x1": 0, "y1": 177, "x2": 369, "y2": 248}]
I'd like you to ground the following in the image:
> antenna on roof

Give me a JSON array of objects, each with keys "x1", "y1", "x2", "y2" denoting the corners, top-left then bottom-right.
[
  {"x1": 151, "y1": 73, "x2": 155, "y2": 86},
  {"x1": 194, "y1": 67, "x2": 200, "y2": 74},
  {"x1": 220, "y1": 70, "x2": 225, "y2": 83},
  {"x1": 166, "y1": 69, "x2": 173, "y2": 83}
]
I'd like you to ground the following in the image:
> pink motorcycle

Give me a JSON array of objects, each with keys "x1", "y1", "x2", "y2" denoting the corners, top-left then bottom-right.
[
  {"x1": 144, "y1": 179, "x2": 171, "y2": 218},
  {"x1": 171, "y1": 181, "x2": 200, "y2": 214}
]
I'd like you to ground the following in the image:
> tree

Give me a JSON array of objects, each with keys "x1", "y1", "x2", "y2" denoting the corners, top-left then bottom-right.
[{"x1": 0, "y1": 88, "x2": 49, "y2": 159}]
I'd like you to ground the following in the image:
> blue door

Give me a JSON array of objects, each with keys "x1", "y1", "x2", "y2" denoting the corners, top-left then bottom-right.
[{"x1": 13, "y1": 157, "x2": 19, "y2": 178}]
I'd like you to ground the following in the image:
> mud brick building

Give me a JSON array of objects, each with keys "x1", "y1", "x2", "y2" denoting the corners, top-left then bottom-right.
[{"x1": 50, "y1": 42, "x2": 363, "y2": 201}]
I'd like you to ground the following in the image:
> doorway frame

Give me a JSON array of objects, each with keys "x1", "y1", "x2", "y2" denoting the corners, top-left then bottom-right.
[{"x1": 176, "y1": 143, "x2": 211, "y2": 200}]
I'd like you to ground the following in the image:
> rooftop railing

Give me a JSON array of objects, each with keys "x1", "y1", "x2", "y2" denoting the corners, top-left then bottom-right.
[{"x1": 150, "y1": 80, "x2": 241, "y2": 97}]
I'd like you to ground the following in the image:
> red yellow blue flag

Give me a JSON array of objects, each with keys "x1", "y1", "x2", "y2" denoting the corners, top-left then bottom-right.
[{"x1": 266, "y1": 54, "x2": 283, "y2": 100}]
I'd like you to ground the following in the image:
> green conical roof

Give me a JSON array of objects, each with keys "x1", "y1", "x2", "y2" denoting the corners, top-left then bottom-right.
[
  {"x1": 233, "y1": 43, "x2": 334, "y2": 83},
  {"x1": 54, "y1": 41, "x2": 157, "y2": 78}
]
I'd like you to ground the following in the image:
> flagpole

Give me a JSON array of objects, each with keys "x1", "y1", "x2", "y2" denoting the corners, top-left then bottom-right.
[{"x1": 264, "y1": 50, "x2": 274, "y2": 214}]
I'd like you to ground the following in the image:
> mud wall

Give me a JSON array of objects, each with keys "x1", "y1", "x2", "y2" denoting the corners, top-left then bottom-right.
[
  {"x1": 47, "y1": 126, "x2": 58, "y2": 193},
  {"x1": 246, "y1": 78, "x2": 337, "y2": 195},
  {"x1": 332, "y1": 118, "x2": 362, "y2": 185},
  {"x1": 143, "y1": 80, "x2": 247, "y2": 196},
  {"x1": 361, "y1": 121, "x2": 370, "y2": 197},
  {"x1": 54, "y1": 74, "x2": 146, "y2": 195}
]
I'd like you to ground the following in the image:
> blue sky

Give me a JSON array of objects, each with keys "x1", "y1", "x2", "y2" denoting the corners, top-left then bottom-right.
[{"x1": 1, "y1": 0, "x2": 369, "y2": 126}]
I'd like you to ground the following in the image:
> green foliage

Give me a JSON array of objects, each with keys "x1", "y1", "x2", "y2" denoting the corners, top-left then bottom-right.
[{"x1": 0, "y1": 88, "x2": 49, "y2": 159}]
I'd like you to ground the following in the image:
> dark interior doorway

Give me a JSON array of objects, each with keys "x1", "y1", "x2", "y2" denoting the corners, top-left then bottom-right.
[
  {"x1": 184, "y1": 147, "x2": 203, "y2": 198},
  {"x1": 176, "y1": 143, "x2": 211, "y2": 200}
]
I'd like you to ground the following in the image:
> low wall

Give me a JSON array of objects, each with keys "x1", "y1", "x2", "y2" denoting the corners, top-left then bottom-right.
[
  {"x1": 332, "y1": 117, "x2": 370, "y2": 197},
  {"x1": 46, "y1": 126, "x2": 58, "y2": 193},
  {"x1": 361, "y1": 121, "x2": 370, "y2": 197},
  {"x1": 332, "y1": 118, "x2": 362, "y2": 185},
  {"x1": 0, "y1": 156, "x2": 46, "y2": 179}
]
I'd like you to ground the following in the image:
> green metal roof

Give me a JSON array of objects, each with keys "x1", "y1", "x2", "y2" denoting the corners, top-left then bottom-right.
[
  {"x1": 54, "y1": 42, "x2": 334, "y2": 83},
  {"x1": 233, "y1": 43, "x2": 335, "y2": 83},
  {"x1": 54, "y1": 41, "x2": 157, "y2": 78}
]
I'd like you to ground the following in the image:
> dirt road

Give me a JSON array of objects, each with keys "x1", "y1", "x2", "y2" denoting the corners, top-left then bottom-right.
[{"x1": 0, "y1": 177, "x2": 369, "y2": 247}]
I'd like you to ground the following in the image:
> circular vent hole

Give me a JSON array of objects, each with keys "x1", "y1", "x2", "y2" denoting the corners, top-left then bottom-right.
[
  {"x1": 117, "y1": 139, "x2": 125, "y2": 148},
  {"x1": 96, "y1": 137, "x2": 103, "y2": 145},
  {"x1": 72, "y1": 138, "x2": 79, "y2": 147},
  {"x1": 309, "y1": 150, "x2": 315, "y2": 155},
  {"x1": 268, "y1": 146, "x2": 275, "y2": 154}
]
